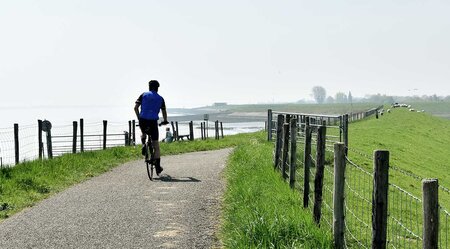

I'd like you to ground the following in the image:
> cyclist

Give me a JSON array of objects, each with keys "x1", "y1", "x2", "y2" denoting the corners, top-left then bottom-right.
[{"x1": 134, "y1": 80, "x2": 168, "y2": 175}]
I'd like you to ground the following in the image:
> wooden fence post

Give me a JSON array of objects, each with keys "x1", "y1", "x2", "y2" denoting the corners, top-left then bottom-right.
[
  {"x1": 304, "y1": 116, "x2": 312, "y2": 208},
  {"x1": 422, "y1": 179, "x2": 439, "y2": 249},
  {"x1": 132, "y1": 120, "x2": 136, "y2": 145},
  {"x1": 47, "y1": 130, "x2": 53, "y2": 159},
  {"x1": 214, "y1": 121, "x2": 217, "y2": 140},
  {"x1": 103, "y1": 120, "x2": 107, "y2": 150},
  {"x1": 72, "y1": 121, "x2": 78, "y2": 154},
  {"x1": 214, "y1": 120, "x2": 219, "y2": 140},
  {"x1": 372, "y1": 150, "x2": 389, "y2": 249},
  {"x1": 299, "y1": 115, "x2": 304, "y2": 133},
  {"x1": 43, "y1": 120, "x2": 53, "y2": 159},
  {"x1": 343, "y1": 114, "x2": 349, "y2": 155},
  {"x1": 38, "y1": 120, "x2": 43, "y2": 159},
  {"x1": 124, "y1": 132, "x2": 130, "y2": 146},
  {"x1": 274, "y1": 114, "x2": 284, "y2": 170},
  {"x1": 203, "y1": 122, "x2": 206, "y2": 140},
  {"x1": 14, "y1": 123, "x2": 19, "y2": 165},
  {"x1": 171, "y1": 121, "x2": 177, "y2": 141},
  {"x1": 175, "y1": 122, "x2": 180, "y2": 141},
  {"x1": 268, "y1": 109, "x2": 273, "y2": 141},
  {"x1": 80, "y1": 118, "x2": 84, "y2": 152},
  {"x1": 281, "y1": 122, "x2": 290, "y2": 180},
  {"x1": 289, "y1": 118, "x2": 297, "y2": 189},
  {"x1": 200, "y1": 122, "x2": 204, "y2": 140},
  {"x1": 333, "y1": 143, "x2": 346, "y2": 249},
  {"x1": 313, "y1": 125, "x2": 327, "y2": 224},
  {"x1": 189, "y1": 121, "x2": 194, "y2": 141},
  {"x1": 128, "y1": 120, "x2": 132, "y2": 145},
  {"x1": 220, "y1": 122, "x2": 224, "y2": 138},
  {"x1": 217, "y1": 121, "x2": 220, "y2": 139}
]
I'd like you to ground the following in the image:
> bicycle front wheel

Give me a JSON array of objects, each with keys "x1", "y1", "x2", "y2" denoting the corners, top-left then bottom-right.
[{"x1": 146, "y1": 160, "x2": 154, "y2": 181}]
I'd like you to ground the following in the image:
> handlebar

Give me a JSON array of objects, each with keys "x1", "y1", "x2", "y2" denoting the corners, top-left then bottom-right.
[{"x1": 136, "y1": 120, "x2": 169, "y2": 127}]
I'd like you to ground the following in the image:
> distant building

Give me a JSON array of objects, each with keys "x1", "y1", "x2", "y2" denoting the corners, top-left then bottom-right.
[{"x1": 213, "y1": 102, "x2": 227, "y2": 107}]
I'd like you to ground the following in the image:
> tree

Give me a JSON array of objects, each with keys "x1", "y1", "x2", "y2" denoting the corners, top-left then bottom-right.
[
  {"x1": 312, "y1": 86, "x2": 326, "y2": 104},
  {"x1": 335, "y1": 92, "x2": 348, "y2": 103},
  {"x1": 326, "y1": 96, "x2": 335, "y2": 104},
  {"x1": 348, "y1": 91, "x2": 353, "y2": 104}
]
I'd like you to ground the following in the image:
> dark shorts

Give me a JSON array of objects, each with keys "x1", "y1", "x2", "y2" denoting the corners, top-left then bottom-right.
[{"x1": 139, "y1": 119, "x2": 159, "y2": 140}]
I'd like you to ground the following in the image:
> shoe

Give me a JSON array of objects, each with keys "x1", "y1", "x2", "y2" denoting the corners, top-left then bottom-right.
[
  {"x1": 141, "y1": 145, "x2": 146, "y2": 155},
  {"x1": 156, "y1": 166, "x2": 163, "y2": 176}
]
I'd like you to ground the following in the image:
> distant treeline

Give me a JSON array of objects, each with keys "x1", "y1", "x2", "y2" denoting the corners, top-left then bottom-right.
[
  {"x1": 356, "y1": 94, "x2": 450, "y2": 104},
  {"x1": 307, "y1": 86, "x2": 450, "y2": 105},
  {"x1": 303, "y1": 91, "x2": 450, "y2": 105}
]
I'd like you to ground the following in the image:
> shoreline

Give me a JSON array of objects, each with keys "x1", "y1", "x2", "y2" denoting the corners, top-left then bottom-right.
[{"x1": 168, "y1": 111, "x2": 266, "y2": 123}]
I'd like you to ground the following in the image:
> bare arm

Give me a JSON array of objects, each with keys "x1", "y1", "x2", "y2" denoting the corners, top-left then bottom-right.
[
  {"x1": 134, "y1": 103, "x2": 140, "y2": 120},
  {"x1": 162, "y1": 108, "x2": 168, "y2": 122}
]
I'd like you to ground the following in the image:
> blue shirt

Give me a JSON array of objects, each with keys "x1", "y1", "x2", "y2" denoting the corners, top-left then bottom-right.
[{"x1": 136, "y1": 91, "x2": 166, "y2": 120}]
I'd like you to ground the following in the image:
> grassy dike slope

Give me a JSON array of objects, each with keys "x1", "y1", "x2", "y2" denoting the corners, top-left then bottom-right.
[{"x1": 349, "y1": 107, "x2": 450, "y2": 207}]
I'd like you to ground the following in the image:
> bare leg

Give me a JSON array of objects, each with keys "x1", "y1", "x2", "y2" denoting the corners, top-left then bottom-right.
[
  {"x1": 151, "y1": 140, "x2": 162, "y2": 173},
  {"x1": 139, "y1": 125, "x2": 147, "y2": 145},
  {"x1": 151, "y1": 140, "x2": 160, "y2": 158}
]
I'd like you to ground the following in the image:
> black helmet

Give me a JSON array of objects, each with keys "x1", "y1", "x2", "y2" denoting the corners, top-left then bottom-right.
[{"x1": 149, "y1": 80, "x2": 160, "y2": 90}]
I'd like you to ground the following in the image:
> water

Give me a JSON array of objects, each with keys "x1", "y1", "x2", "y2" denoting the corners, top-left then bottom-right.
[{"x1": 0, "y1": 106, "x2": 264, "y2": 166}]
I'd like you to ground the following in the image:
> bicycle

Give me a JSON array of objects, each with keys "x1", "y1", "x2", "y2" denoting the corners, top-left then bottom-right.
[
  {"x1": 142, "y1": 121, "x2": 169, "y2": 181},
  {"x1": 143, "y1": 137, "x2": 155, "y2": 180}
]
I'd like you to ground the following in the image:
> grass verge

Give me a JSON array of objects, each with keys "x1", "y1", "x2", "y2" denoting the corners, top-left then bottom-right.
[{"x1": 221, "y1": 132, "x2": 332, "y2": 248}]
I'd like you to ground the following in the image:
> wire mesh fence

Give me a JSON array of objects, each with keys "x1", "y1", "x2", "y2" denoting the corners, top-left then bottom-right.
[
  {"x1": 0, "y1": 120, "x2": 130, "y2": 167},
  {"x1": 268, "y1": 109, "x2": 450, "y2": 248},
  {"x1": 344, "y1": 156, "x2": 373, "y2": 248},
  {"x1": 441, "y1": 208, "x2": 449, "y2": 249},
  {"x1": 0, "y1": 126, "x2": 16, "y2": 166}
]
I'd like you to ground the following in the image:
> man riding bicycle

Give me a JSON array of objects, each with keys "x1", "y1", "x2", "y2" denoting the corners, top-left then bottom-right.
[{"x1": 134, "y1": 80, "x2": 168, "y2": 175}]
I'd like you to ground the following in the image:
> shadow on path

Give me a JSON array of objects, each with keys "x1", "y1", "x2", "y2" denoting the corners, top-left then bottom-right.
[{"x1": 154, "y1": 174, "x2": 201, "y2": 183}]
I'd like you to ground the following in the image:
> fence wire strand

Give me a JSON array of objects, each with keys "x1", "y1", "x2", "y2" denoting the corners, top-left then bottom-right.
[{"x1": 269, "y1": 110, "x2": 449, "y2": 248}]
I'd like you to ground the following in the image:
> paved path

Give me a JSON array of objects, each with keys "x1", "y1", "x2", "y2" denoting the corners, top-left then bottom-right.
[{"x1": 0, "y1": 149, "x2": 232, "y2": 249}]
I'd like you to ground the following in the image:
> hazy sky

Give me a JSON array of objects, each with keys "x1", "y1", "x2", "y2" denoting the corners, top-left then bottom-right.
[{"x1": 1, "y1": 0, "x2": 450, "y2": 108}]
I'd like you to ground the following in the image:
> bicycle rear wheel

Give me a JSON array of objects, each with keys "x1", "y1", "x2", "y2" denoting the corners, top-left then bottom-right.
[{"x1": 145, "y1": 142, "x2": 155, "y2": 181}]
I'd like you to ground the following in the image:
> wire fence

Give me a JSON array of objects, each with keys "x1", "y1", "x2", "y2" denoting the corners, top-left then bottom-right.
[
  {"x1": 0, "y1": 126, "x2": 15, "y2": 166},
  {"x1": 0, "y1": 120, "x2": 130, "y2": 167},
  {"x1": 269, "y1": 109, "x2": 449, "y2": 248}
]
